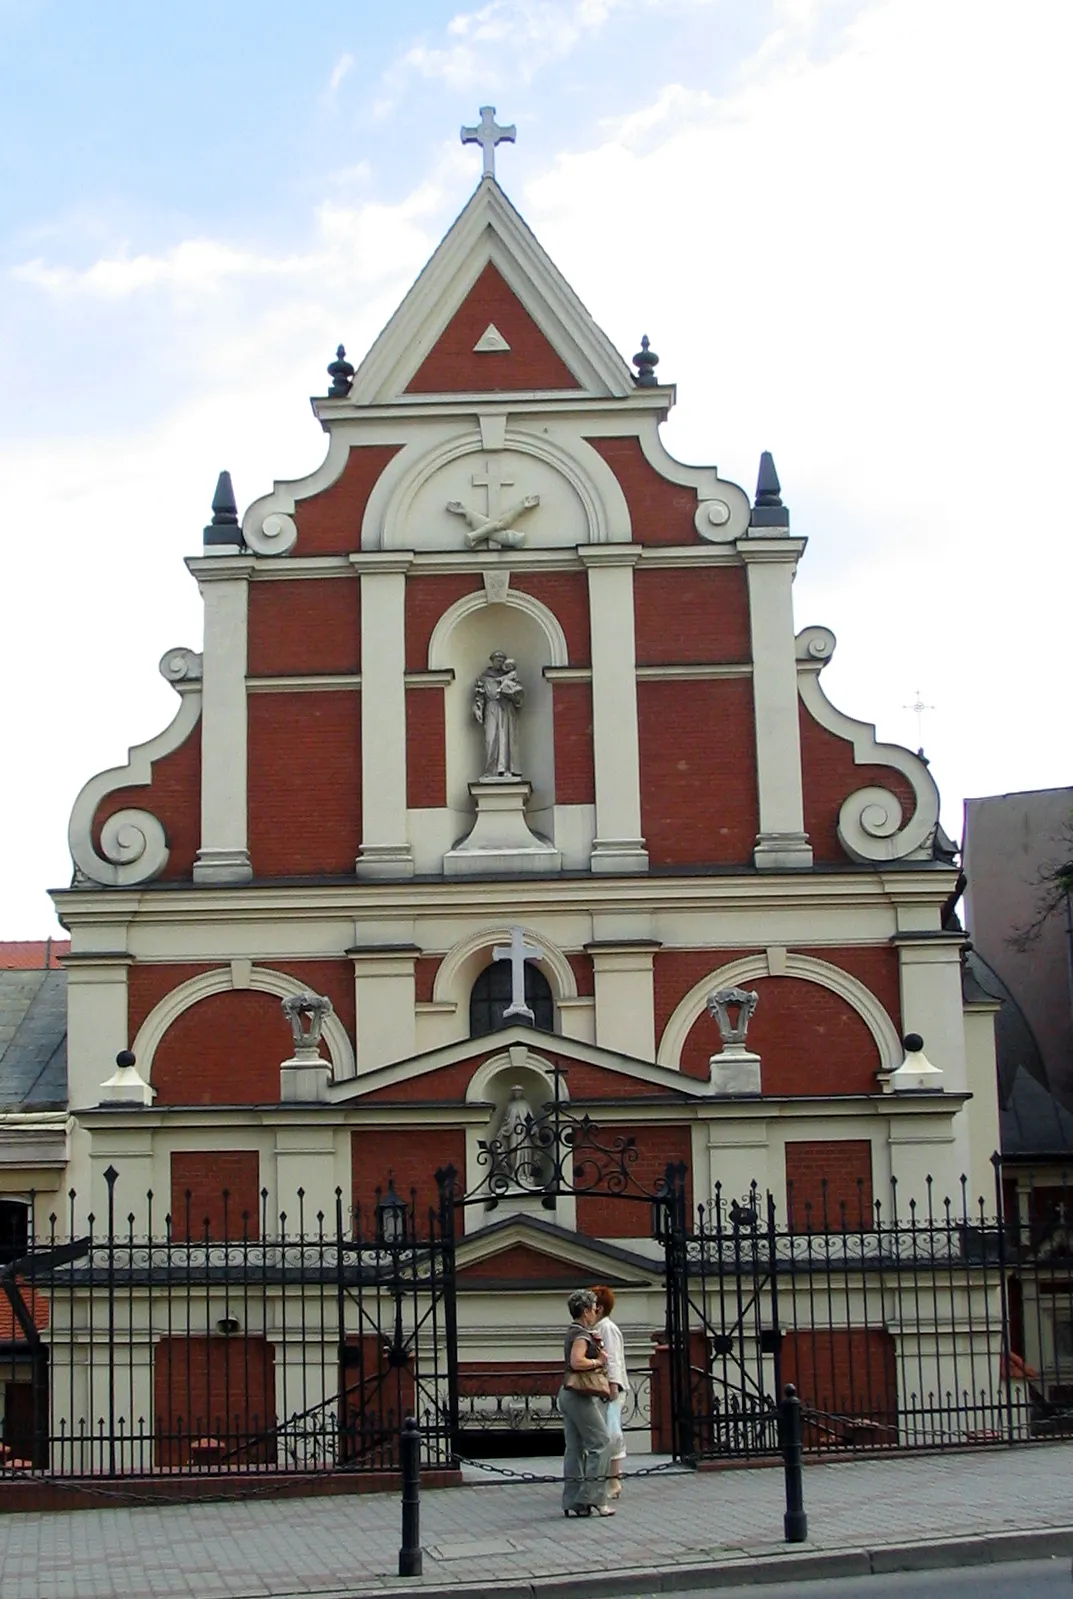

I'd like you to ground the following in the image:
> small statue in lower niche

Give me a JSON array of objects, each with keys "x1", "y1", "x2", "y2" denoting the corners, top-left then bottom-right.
[{"x1": 473, "y1": 651, "x2": 525, "y2": 779}]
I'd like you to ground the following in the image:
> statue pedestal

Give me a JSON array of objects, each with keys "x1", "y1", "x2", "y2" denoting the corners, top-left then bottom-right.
[
  {"x1": 280, "y1": 1050, "x2": 332, "y2": 1103},
  {"x1": 709, "y1": 1044, "x2": 762, "y2": 1096},
  {"x1": 444, "y1": 779, "x2": 561, "y2": 877}
]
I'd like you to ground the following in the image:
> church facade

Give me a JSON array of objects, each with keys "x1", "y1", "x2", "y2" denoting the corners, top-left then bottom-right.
[{"x1": 35, "y1": 138, "x2": 1007, "y2": 1468}]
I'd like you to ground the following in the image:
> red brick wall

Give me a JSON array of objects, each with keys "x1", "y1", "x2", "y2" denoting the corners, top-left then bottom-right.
[
  {"x1": 634, "y1": 568, "x2": 751, "y2": 664},
  {"x1": 248, "y1": 578, "x2": 359, "y2": 676},
  {"x1": 638, "y1": 678, "x2": 758, "y2": 865},
  {"x1": 588, "y1": 436, "x2": 698, "y2": 545},
  {"x1": 351, "y1": 1129, "x2": 467, "y2": 1231},
  {"x1": 800, "y1": 703, "x2": 920, "y2": 864},
  {"x1": 248, "y1": 691, "x2": 360, "y2": 876},
  {"x1": 92, "y1": 724, "x2": 201, "y2": 883},
  {"x1": 405, "y1": 263, "x2": 581, "y2": 393},
  {"x1": 552, "y1": 681, "x2": 595, "y2": 804},
  {"x1": 512, "y1": 573, "x2": 590, "y2": 663},
  {"x1": 576, "y1": 1124, "x2": 692, "y2": 1238},
  {"x1": 785, "y1": 1140, "x2": 874, "y2": 1228},
  {"x1": 151, "y1": 989, "x2": 290, "y2": 1105},
  {"x1": 415, "y1": 956, "x2": 440, "y2": 1004},
  {"x1": 781, "y1": 1329, "x2": 897, "y2": 1428},
  {"x1": 293, "y1": 444, "x2": 401, "y2": 556},
  {"x1": 664, "y1": 946, "x2": 900, "y2": 1088},
  {"x1": 457, "y1": 1248, "x2": 587, "y2": 1286},
  {"x1": 405, "y1": 575, "x2": 481, "y2": 670},
  {"x1": 406, "y1": 689, "x2": 447, "y2": 807},
  {"x1": 153, "y1": 1337, "x2": 275, "y2": 1465},
  {"x1": 567, "y1": 952, "x2": 594, "y2": 997},
  {"x1": 170, "y1": 1150, "x2": 262, "y2": 1239}
]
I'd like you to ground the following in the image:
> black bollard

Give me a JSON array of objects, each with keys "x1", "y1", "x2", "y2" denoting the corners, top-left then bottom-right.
[
  {"x1": 398, "y1": 1415, "x2": 423, "y2": 1577},
  {"x1": 778, "y1": 1384, "x2": 808, "y2": 1543}
]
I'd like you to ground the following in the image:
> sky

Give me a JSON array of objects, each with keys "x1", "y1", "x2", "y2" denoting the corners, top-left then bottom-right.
[{"x1": 1, "y1": 0, "x2": 1070, "y2": 936}]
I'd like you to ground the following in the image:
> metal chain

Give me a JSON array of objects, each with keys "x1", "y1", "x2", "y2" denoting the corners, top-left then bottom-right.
[{"x1": 454, "y1": 1453, "x2": 692, "y2": 1484}]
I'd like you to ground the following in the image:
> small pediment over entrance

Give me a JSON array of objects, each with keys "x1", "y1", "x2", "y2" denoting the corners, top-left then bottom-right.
[{"x1": 454, "y1": 1214, "x2": 661, "y2": 1291}]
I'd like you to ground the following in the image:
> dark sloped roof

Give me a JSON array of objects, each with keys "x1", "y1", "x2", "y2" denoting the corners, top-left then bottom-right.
[
  {"x1": 1001, "y1": 1065, "x2": 1073, "y2": 1160},
  {"x1": 0, "y1": 968, "x2": 68, "y2": 1110},
  {"x1": 964, "y1": 949, "x2": 1073, "y2": 1160}
]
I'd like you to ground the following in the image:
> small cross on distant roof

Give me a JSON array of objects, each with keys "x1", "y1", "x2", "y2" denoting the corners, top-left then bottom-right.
[{"x1": 461, "y1": 106, "x2": 516, "y2": 180}]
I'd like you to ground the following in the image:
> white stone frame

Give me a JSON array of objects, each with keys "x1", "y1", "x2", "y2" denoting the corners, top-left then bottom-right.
[
  {"x1": 796, "y1": 626, "x2": 940, "y2": 862},
  {"x1": 432, "y1": 925, "x2": 579, "y2": 1020},
  {"x1": 362, "y1": 425, "x2": 632, "y2": 552},
  {"x1": 68, "y1": 649, "x2": 202, "y2": 887},
  {"x1": 427, "y1": 588, "x2": 569, "y2": 672},
  {"x1": 656, "y1": 952, "x2": 904, "y2": 1075},
  {"x1": 130, "y1": 967, "x2": 356, "y2": 1084}
]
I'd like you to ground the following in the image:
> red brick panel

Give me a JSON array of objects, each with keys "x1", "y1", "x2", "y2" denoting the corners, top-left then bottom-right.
[
  {"x1": 405, "y1": 575, "x2": 481, "y2": 670},
  {"x1": 350, "y1": 1129, "x2": 467, "y2": 1232},
  {"x1": 576, "y1": 1125, "x2": 692, "y2": 1239},
  {"x1": 653, "y1": 950, "x2": 741, "y2": 1061},
  {"x1": 129, "y1": 959, "x2": 355, "y2": 1047},
  {"x1": 152, "y1": 990, "x2": 290, "y2": 1105},
  {"x1": 552, "y1": 681, "x2": 595, "y2": 805},
  {"x1": 638, "y1": 678, "x2": 758, "y2": 866},
  {"x1": 358, "y1": 1059, "x2": 479, "y2": 1104},
  {"x1": 781, "y1": 1329, "x2": 897, "y2": 1435},
  {"x1": 248, "y1": 691, "x2": 361, "y2": 876},
  {"x1": 248, "y1": 578, "x2": 359, "y2": 676},
  {"x1": 457, "y1": 1246, "x2": 580, "y2": 1284},
  {"x1": 406, "y1": 689, "x2": 447, "y2": 807},
  {"x1": 92, "y1": 725, "x2": 201, "y2": 883},
  {"x1": 415, "y1": 956, "x2": 441, "y2": 1004},
  {"x1": 170, "y1": 1150, "x2": 262, "y2": 1239},
  {"x1": 458, "y1": 1361, "x2": 560, "y2": 1396},
  {"x1": 513, "y1": 573, "x2": 591, "y2": 662},
  {"x1": 587, "y1": 436, "x2": 698, "y2": 546},
  {"x1": 567, "y1": 952, "x2": 594, "y2": 997},
  {"x1": 800, "y1": 704, "x2": 920, "y2": 865},
  {"x1": 153, "y1": 1337, "x2": 276, "y2": 1466},
  {"x1": 634, "y1": 568, "x2": 751, "y2": 665},
  {"x1": 405, "y1": 263, "x2": 581, "y2": 394},
  {"x1": 293, "y1": 444, "x2": 401, "y2": 556},
  {"x1": 680, "y1": 976, "x2": 882, "y2": 1090},
  {"x1": 785, "y1": 1140, "x2": 874, "y2": 1229}
]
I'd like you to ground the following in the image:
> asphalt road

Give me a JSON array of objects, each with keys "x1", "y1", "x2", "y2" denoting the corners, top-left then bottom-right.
[{"x1": 623, "y1": 1557, "x2": 1072, "y2": 1598}]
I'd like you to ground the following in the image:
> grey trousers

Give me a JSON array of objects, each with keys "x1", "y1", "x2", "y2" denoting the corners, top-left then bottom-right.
[{"x1": 558, "y1": 1386, "x2": 611, "y2": 1510}]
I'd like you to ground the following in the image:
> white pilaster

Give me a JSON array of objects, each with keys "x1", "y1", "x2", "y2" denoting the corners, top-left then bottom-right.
[
  {"x1": 349, "y1": 945, "x2": 419, "y2": 1071},
  {"x1": 354, "y1": 554, "x2": 414, "y2": 878},
  {"x1": 579, "y1": 545, "x2": 647, "y2": 873},
  {"x1": 895, "y1": 932, "x2": 972, "y2": 1177},
  {"x1": 274, "y1": 1126, "x2": 339, "y2": 1225},
  {"x1": 586, "y1": 940, "x2": 658, "y2": 1059},
  {"x1": 191, "y1": 555, "x2": 255, "y2": 884},
  {"x1": 63, "y1": 953, "x2": 132, "y2": 1115},
  {"x1": 738, "y1": 538, "x2": 812, "y2": 870}
]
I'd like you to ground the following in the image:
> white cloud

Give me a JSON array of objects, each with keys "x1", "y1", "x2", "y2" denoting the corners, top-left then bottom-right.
[
  {"x1": 328, "y1": 51, "x2": 355, "y2": 94},
  {"x1": 389, "y1": 0, "x2": 631, "y2": 90},
  {"x1": 12, "y1": 239, "x2": 319, "y2": 299}
]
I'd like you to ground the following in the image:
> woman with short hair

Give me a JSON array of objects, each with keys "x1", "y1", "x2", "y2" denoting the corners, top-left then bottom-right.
[
  {"x1": 558, "y1": 1287, "x2": 615, "y2": 1516},
  {"x1": 592, "y1": 1285, "x2": 629, "y2": 1499}
]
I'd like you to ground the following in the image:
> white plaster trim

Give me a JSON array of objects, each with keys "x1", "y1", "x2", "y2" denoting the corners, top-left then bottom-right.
[
  {"x1": 432, "y1": 924, "x2": 578, "y2": 1008},
  {"x1": 656, "y1": 951, "x2": 903, "y2": 1074},
  {"x1": 363, "y1": 425, "x2": 628, "y2": 552},
  {"x1": 131, "y1": 966, "x2": 356, "y2": 1083},
  {"x1": 464, "y1": 1046, "x2": 568, "y2": 1106},
  {"x1": 247, "y1": 675, "x2": 361, "y2": 693},
  {"x1": 427, "y1": 589, "x2": 569, "y2": 670},
  {"x1": 795, "y1": 626, "x2": 940, "y2": 862},
  {"x1": 632, "y1": 416, "x2": 751, "y2": 541},
  {"x1": 636, "y1": 664, "x2": 752, "y2": 680},
  {"x1": 68, "y1": 656, "x2": 202, "y2": 888},
  {"x1": 241, "y1": 430, "x2": 355, "y2": 557},
  {"x1": 345, "y1": 180, "x2": 635, "y2": 403}
]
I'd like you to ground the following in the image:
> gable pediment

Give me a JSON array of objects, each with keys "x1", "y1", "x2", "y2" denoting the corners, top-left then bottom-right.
[
  {"x1": 454, "y1": 1214, "x2": 660, "y2": 1290},
  {"x1": 345, "y1": 181, "x2": 637, "y2": 405}
]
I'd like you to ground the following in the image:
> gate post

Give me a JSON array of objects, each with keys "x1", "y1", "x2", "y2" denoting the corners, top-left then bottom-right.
[
  {"x1": 778, "y1": 1384, "x2": 808, "y2": 1542},
  {"x1": 435, "y1": 1165, "x2": 461, "y2": 1462},
  {"x1": 659, "y1": 1160, "x2": 695, "y2": 1463}
]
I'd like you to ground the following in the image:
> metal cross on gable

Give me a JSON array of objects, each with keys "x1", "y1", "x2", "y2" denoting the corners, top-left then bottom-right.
[
  {"x1": 461, "y1": 106, "x2": 516, "y2": 180},
  {"x1": 493, "y1": 925, "x2": 543, "y2": 1024}
]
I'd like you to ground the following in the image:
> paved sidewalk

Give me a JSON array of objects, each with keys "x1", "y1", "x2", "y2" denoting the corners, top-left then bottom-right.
[{"x1": 2, "y1": 1445, "x2": 1072, "y2": 1599}]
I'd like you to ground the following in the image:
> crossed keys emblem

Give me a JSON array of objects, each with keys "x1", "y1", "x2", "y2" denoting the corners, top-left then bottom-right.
[{"x1": 446, "y1": 492, "x2": 540, "y2": 550}]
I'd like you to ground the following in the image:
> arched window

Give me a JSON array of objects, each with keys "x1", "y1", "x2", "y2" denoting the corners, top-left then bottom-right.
[
  {"x1": 0, "y1": 1200, "x2": 29, "y2": 1265},
  {"x1": 469, "y1": 960, "x2": 554, "y2": 1038}
]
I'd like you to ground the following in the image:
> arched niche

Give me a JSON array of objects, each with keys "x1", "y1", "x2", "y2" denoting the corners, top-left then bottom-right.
[{"x1": 440, "y1": 603, "x2": 557, "y2": 823}]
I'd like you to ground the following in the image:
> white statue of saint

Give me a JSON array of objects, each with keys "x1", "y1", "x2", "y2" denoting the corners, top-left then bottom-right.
[
  {"x1": 496, "y1": 1084, "x2": 542, "y2": 1187},
  {"x1": 473, "y1": 651, "x2": 524, "y2": 779}
]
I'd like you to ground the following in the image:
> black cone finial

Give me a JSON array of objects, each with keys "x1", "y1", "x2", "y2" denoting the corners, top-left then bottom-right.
[
  {"x1": 750, "y1": 451, "x2": 789, "y2": 529},
  {"x1": 327, "y1": 343, "x2": 355, "y2": 397},
  {"x1": 632, "y1": 334, "x2": 659, "y2": 387},
  {"x1": 204, "y1": 471, "x2": 245, "y2": 549}
]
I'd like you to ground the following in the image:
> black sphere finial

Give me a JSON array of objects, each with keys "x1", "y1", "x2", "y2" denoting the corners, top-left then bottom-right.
[
  {"x1": 633, "y1": 334, "x2": 659, "y2": 387},
  {"x1": 327, "y1": 343, "x2": 355, "y2": 397},
  {"x1": 116, "y1": 1049, "x2": 137, "y2": 1069}
]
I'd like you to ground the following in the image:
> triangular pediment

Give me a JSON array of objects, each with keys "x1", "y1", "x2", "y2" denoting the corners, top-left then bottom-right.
[
  {"x1": 327, "y1": 1023, "x2": 706, "y2": 1106},
  {"x1": 454, "y1": 1214, "x2": 660, "y2": 1289},
  {"x1": 347, "y1": 179, "x2": 636, "y2": 404}
]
